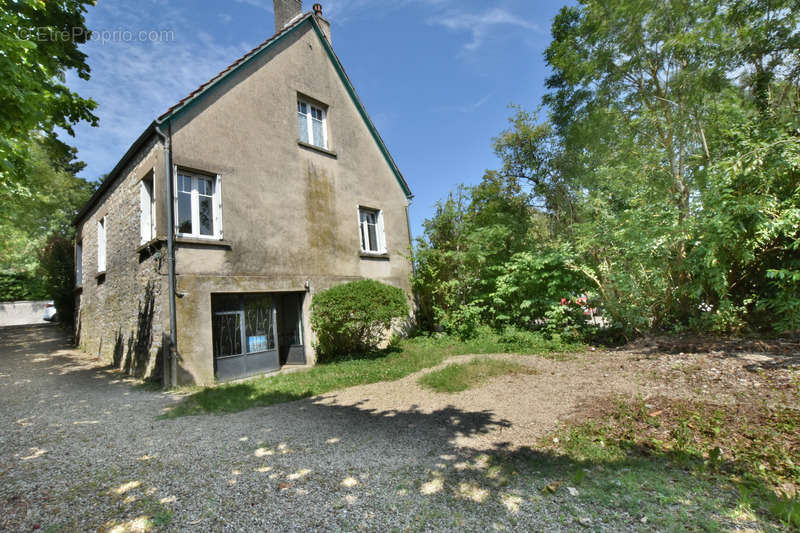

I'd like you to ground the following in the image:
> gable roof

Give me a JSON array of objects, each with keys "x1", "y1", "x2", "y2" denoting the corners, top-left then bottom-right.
[{"x1": 75, "y1": 12, "x2": 412, "y2": 225}]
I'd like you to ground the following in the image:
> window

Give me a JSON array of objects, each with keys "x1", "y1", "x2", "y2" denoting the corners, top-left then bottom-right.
[
  {"x1": 297, "y1": 99, "x2": 327, "y2": 149},
  {"x1": 140, "y1": 176, "x2": 155, "y2": 244},
  {"x1": 75, "y1": 241, "x2": 82, "y2": 286},
  {"x1": 97, "y1": 217, "x2": 106, "y2": 273},
  {"x1": 212, "y1": 294, "x2": 276, "y2": 358},
  {"x1": 176, "y1": 170, "x2": 221, "y2": 239},
  {"x1": 358, "y1": 207, "x2": 386, "y2": 254}
]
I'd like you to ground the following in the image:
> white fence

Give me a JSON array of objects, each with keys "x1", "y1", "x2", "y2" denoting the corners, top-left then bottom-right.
[{"x1": 0, "y1": 301, "x2": 51, "y2": 327}]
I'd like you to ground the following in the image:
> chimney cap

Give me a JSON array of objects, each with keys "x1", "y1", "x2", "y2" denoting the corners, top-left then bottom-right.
[{"x1": 313, "y1": 3, "x2": 323, "y2": 15}]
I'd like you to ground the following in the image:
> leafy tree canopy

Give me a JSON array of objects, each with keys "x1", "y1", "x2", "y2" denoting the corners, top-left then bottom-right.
[
  {"x1": 414, "y1": 0, "x2": 800, "y2": 337},
  {"x1": 0, "y1": 0, "x2": 97, "y2": 194}
]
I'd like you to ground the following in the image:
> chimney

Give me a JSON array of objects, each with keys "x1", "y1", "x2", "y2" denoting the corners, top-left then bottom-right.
[
  {"x1": 274, "y1": 0, "x2": 302, "y2": 33},
  {"x1": 312, "y1": 3, "x2": 331, "y2": 42}
]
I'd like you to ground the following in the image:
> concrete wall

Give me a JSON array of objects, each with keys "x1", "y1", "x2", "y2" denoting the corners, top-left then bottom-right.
[
  {"x1": 168, "y1": 21, "x2": 413, "y2": 384},
  {"x1": 74, "y1": 136, "x2": 170, "y2": 379},
  {"x1": 0, "y1": 301, "x2": 51, "y2": 327}
]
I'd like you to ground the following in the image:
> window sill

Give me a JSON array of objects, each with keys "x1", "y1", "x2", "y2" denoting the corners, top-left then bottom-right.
[
  {"x1": 137, "y1": 238, "x2": 164, "y2": 255},
  {"x1": 297, "y1": 140, "x2": 337, "y2": 158},
  {"x1": 175, "y1": 236, "x2": 232, "y2": 249},
  {"x1": 360, "y1": 251, "x2": 390, "y2": 260}
]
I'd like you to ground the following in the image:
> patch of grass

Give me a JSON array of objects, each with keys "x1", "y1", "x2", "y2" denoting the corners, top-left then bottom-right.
[
  {"x1": 418, "y1": 358, "x2": 539, "y2": 393},
  {"x1": 162, "y1": 329, "x2": 579, "y2": 418},
  {"x1": 544, "y1": 394, "x2": 800, "y2": 530}
]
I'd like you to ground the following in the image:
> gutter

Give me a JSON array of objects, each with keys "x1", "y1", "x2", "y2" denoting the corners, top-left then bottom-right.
[{"x1": 153, "y1": 120, "x2": 178, "y2": 388}]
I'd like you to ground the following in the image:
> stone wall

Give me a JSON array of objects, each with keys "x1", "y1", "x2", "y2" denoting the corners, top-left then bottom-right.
[{"x1": 75, "y1": 135, "x2": 170, "y2": 380}]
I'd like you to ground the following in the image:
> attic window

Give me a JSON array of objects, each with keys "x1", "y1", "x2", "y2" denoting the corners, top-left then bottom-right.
[{"x1": 297, "y1": 99, "x2": 327, "y2": 149}]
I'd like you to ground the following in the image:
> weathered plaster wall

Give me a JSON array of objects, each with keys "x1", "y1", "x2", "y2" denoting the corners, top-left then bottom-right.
[
  {"x1": 168, "y1": 22, "x2": 413, "y2": 384},
  {"x1": 75, "y1": 136, "x2": 170, "y2": 379}
]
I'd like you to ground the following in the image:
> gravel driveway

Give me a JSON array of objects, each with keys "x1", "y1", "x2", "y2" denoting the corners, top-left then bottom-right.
[{"x1": 1, "y1": 324, "x2": 768, "y2": 532}]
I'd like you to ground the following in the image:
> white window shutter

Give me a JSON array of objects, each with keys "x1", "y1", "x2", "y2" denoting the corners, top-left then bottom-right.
[
  {"x1": 377, "y1": 210, "x2": 386, "y2": 253},
  {"x1": 97, "y1": 218, "x2": 106, "y2": 272},
  {"x1": 140, "y1": 182, "x2": 151, "y2": 244},
  {"x1": 76, "y1": 243, "x2": 82, "y2": 285},
  {"x1": 150, "y1": 187, "x2": 156, "y2": 239},
  {"x1": 215, "y1": 175, "x2": 223, "y2": 239}
]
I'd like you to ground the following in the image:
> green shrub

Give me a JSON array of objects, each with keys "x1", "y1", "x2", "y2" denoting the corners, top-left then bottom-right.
[
  {"x1": 542, "y1": 301, "x2": 592, "y2": 341},
  {"x1": 688, "y1": 299, "x2": 747, "y2": 334},
  {"x1": 311, "y1": 280, "x2": 409, "y2": 362},
  {"x1": 438, "y1": 302, "x2": 485, "y2": 339},
  {"x1": 490, "y1": 251, "x2": 588, "y2": 329},
  {"x1": 0, "y1": 272, "x2": 47, "y2": 301},
  {"x1": 496, "y1": 325, "x2": 584, "y2": 353}
]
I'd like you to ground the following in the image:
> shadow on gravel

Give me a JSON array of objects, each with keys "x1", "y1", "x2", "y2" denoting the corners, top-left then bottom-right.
[
  {"x1": 0, "y1": 323, "x2": 164, "y2": 397},
  {"x1": 0, "y1": 323, "x2": 70, "y2": 355},
  {"x1": 2, "y1": 325, "x2": 793, "y2": 531},
  {"x1": 265, "y1": 397, "x2": 792, "y2": 531}
]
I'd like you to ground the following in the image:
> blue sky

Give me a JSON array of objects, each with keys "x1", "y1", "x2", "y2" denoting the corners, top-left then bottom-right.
[{"x1": 64, "y1": 0, "x2": 570, "y2": 238}]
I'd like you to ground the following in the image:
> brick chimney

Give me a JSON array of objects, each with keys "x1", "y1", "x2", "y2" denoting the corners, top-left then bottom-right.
[{"x1": 274, "y1": 0, "x2": 302, "y2": 33}]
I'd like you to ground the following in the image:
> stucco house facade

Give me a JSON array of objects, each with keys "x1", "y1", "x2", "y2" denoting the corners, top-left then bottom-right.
[{"x1": 73, "y1": 1, "x2": 414, "y2": 385}]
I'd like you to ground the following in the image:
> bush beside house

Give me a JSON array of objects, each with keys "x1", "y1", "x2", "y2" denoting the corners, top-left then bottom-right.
[{"x1": 311, "y1": 280, "x2": 409, "y2": 362}]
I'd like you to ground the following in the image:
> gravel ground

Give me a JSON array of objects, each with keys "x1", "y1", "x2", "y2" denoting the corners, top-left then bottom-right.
[{"x1": 1, "y1": 325, "x2": 795, "y2": 532}]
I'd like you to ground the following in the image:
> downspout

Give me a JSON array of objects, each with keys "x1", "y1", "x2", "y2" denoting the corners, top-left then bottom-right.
[{"x1": 154, "y1": 120, "x2": 178, "y2": 388}]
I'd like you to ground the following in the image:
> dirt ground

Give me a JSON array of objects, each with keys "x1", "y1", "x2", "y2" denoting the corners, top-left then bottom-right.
[{"x1": 0, "y1": 324, "x2": 797, "y2": 531}]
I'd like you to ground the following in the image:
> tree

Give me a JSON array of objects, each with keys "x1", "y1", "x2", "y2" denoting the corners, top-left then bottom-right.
[
  {"x1": 0, "y1": 136, "x2": 95, "y2": 275},
  {"x1": 38, "y1": 233, "x2": 76, "y2": 326},
  {"x1": 412, "y1": 173, "x2": 539, "y2": 334},
  {"x1": 414, "y1": 0, "x2": 800, "y2": 337},
  {"x1": 0, "y1": 0, "x2": 97, "y2": 194}
]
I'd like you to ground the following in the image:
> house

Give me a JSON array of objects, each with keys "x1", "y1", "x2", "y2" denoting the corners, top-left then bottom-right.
[{"x1": 72, "y1": 1, "x2": 414, "y2": 385}]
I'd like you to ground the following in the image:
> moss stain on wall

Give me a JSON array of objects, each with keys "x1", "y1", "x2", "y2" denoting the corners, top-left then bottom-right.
[{"x1": 305, "y1": 161, "x2": 338, "y2": 262}]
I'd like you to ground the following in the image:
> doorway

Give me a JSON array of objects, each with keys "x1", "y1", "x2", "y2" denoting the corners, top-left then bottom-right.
[{"x1": 211, "y1": 292, "x2": 306, "y2": 381}]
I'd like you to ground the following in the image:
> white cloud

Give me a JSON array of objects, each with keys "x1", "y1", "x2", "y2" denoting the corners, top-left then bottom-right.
[
  {"x1": 457, "y1": 93, "x2": 491, "y2": 113},
  {"x1": 433, "y1": 93, "x2": 491, "y2": 114},
  {"x1": 433, "y1": 7, "x2": 540, "y2": 51}
]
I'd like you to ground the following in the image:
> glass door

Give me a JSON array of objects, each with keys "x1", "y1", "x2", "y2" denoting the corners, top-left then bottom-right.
[{"x1": 212, "y1": 294, "x2": 279, "y2": 380}]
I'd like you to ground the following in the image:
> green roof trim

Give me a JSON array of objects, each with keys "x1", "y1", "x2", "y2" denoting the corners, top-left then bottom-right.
[
  {"x1": 161, "y1": 15, "x2": 412, "y2": 199},
  {"x1": 307, "y1": 18, "x2": 412, "y2": 199}
]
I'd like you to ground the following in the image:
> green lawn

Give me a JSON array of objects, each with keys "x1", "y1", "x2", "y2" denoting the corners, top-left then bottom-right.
[
  {"x1": 162, "y1": 329, "x2": 580, "y2": 418},
  {"x1": 418, "y1": 357, "x2": 539, "y2": 393}
]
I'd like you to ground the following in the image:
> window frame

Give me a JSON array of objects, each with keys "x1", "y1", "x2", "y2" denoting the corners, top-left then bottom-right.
[
  {"x1": 212, "y1": 294, "x2": 277, "y2": 358},
  {"x1": 139, "y1": 175, "x2": 156, "y2": 244},
  {"x1": 173, "y1": 168, "x2": 223, "y2": 240},
  {"x1": 357, "y1": 206, "x2": 386, "y2": 255},
  {"x1": 297, "y1": 98, "x2": 328, "y2": 150},
  {"x1": 97, "y1": 216, "x2": 107, "y2": 273}
]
